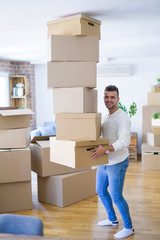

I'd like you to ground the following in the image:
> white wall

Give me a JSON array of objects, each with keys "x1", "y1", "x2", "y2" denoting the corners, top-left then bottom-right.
[
  {"x1": 35, "y1": 56, "x2": 160, "y2": 153},
  {"x1": 35, "y1": 64, "x2": 55, "y2": 127}
]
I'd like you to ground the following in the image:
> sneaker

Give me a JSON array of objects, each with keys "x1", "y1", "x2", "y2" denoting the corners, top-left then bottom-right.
[
  {"x1": 97, "y1": 219, "x2": 119, "y2": 226},
  {"x1": 114, "y1": 228, "x2": 134, "y2": 238}
]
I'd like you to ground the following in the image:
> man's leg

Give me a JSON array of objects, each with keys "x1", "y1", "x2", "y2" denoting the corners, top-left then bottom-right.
[
  {"x1": 107, "y1": 158, "x2": 134, "y2": 238},
  {"x1": 96, "y1": 165, "x2": 118, "y2": 224}
]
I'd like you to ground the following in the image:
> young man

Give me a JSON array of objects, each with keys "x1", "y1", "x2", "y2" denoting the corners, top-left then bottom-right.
[{"x1": 90, "y1": 85, "x2": 134, "y2": 239}]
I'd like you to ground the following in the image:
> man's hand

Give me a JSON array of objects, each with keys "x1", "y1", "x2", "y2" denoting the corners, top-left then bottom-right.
[{"x1": 90, "y1": 145, "x2": 106, "y2": 160}]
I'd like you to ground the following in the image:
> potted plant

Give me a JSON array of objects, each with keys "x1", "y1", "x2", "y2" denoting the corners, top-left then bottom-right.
[
  {"x1": 16, "y1": 82, "x2": 24, "y2": 97},
  {"x1": 118, "y1": 101, "x2": 137, "y2": 118},
  {"x1": 152, "y1": 112, "x2": 160, "y2": 127},
  {"x1": 157, "y1": 78, "x2": 160, "y2": 84}
]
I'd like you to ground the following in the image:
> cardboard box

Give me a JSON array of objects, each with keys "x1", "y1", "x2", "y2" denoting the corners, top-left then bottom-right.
[
  {"x1": 152, "y1": 127, "x2": 160, "y2": 134},
  {"x1": 152, "y1": 85, "x2": 160, "y2": 92},
  {"x1": 147, "y1": 133, "x2": 160, "y2": 146},
  {"x1": 0, "y1": 109, "x2": 33, "y2": 130},
  {"x1": 30, "y1": 136, "x2": 90, "y2": 177},
  {"x1": 55, "y1": 113, "x2": 101, "y2": 141},
  {"x1": 141, "y1": 143, "x2": 160, "y2": 153},
  {"x1": 142, "y1": 106, "x2": 160, "y2": 125},
  {"x1": 47, "y1": 62, "x2": 96, "y2": 89},
  {"x1": 0, "y1": 181, "x2": 32, "y2": 213},
  {"x1": 47, "y1": 14, "x2": 101, "y2": 39},
  {"x1": 141, "y1": 143, "x2": 160, "y2": 164},
  {"x1": 143, "y1": 152, "x2": 160, "y2": 170},
  {"x1": 38, "y1": 168, "x2": 96, "y2": 207},
  {"x1": 0, "y1": 148, "x2": 31, "y2": 183},
  {"x1": 48, "y1": 35, "x2": 99, "y2": 62},
  {"x1": 148, "y1": 92, "x2": 160, "y2": 105},
  {"x1": 50, "y1": 138, "x2": 109, "y2": 168},
  {"x1": 142, "y1": 124, "x2": 152, "y2": 143},
  {"x1": 0, "y1": 127, "x2": 30, "y2": 149},
  {"x1": 52, "y1": 88, "x2": 97, "y2": 113}
]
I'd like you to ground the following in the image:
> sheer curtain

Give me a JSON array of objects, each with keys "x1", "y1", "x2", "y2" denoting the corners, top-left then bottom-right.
[{"x1": 0, "y1": 72, "x2": 9, "y2": 107}]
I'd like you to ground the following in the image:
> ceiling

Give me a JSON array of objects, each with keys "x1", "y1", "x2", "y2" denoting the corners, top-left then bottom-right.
[{"x1": 0, "y1": 0, "x2": 160, "y2": 63}]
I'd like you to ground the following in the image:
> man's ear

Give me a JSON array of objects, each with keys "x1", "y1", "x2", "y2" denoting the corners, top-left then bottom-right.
[{"x1": 117, "y1": 97, "x2": 120, "y2": 103}]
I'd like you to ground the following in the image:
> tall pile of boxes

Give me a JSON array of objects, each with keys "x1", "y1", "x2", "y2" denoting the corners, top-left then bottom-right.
[
  {"x1": 141, "y1": 83, "x2": 160, "y2": 170},
  {"x1": 30, "y1": 14, "x2": 109, "y2": 208},
  {"x1": 0, "y1": 109, "x2": 33, "y2": 212}
]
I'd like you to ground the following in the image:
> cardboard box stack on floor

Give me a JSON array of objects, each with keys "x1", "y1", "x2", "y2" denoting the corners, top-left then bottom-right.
[
  {"x1": 0, "y1": 109, "x2": 33, "y2": 212},
  {"x1": 31, "y1": 14, "x2": 109, "y2": 208},
  {"x1": 141, "y1": 84, "x2": 160, "y2": 170}
]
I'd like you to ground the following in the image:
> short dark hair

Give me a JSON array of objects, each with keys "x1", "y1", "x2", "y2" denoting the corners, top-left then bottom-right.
[{"x1": 104, "y1": 85, "x2": 119, "y2": 97}]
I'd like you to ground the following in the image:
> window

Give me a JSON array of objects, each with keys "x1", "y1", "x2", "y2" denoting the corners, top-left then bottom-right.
[{"x1": 0, "y1": 72, "x2": 9, "y2": 107}]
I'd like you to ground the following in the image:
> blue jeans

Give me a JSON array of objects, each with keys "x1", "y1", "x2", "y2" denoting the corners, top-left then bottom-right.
[{"x1": 96, "y1": 157, "x2": 132, "y2": 229}]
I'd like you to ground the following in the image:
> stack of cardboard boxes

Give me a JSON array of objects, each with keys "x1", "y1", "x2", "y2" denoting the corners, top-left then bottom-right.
[
  {"x1": 0, "y1": 109, "x2": 33, "y2": 212},
  {"x1": 30, "y1": 14, "x2": 109, "y2": 208},
  {"x1": 141, "y1": 84, "x2": 160, "y2": 170}
]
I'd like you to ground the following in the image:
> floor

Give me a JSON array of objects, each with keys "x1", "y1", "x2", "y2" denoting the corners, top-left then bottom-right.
[{"x1": 9, "y1": 159, "x2": 160, "y2": 240}]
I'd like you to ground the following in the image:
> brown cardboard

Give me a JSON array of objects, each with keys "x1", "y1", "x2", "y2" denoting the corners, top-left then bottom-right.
[
  {"x1": 0, "y1": 148, "x2": 31, "y2": 183},
  {"x1": 52, "y1": 88, "x2": 97, "y2": 113},
  {"x1": 55, "y1": 113, "x2": 101, "y2": 141},
  {"x1": 50, "y1": 138, "x2": 109, "y2": 168},
  {"x1": 147, "y1": 133, "x2": 160, "y2": 146},
  {"x1": 141, "y1": 143, "x2": 160, "y2": 153},
  {"x1": 142, "y1": 106, "x2": 160, "y2": 125},
  {"x1": 47, "y1": 14, "x2": 101, "y2": 39},
  {"x1": 47, "y1": 62, "x2": 96, "y2": 89},
  {"x1": 0, "y1": 109, "x2": 33, "y2": 130},
  {"x1": 48, "y1": 35, "x2": 99, "y2": 62},
  {"x1": 152, "y1": 127, "x2": 160, "y2": 134},
  {"x1": 143, "y1": 152, "x2": 160, "y2": 170},
  {"x1": 30, "y1": 135, "x2": 55, "y2": 143},
  {"x1": 148, "y1": 92, "x2": 160, "y2": 105},
  {"x1": 30, "y1": 139, "x2": 90, "y2": 177},
  {"x1": 142, "y1": 124, "x2": 152, "y2": 143},
  {"x1": 141, "y1": 143, "x2": 160, "y2": 164},
  {"x1": 0, "y1": 181, "x2": 32, "y2": 213},
  {"x1": 152, "y1": 85, "x2": 160, "y2": 92},
  {"x1": 38, "y1": 168, "x2": 96, "y2": 207},
  {"x1": 0, "y1": 127, "x2": 30, "y2": 149}
]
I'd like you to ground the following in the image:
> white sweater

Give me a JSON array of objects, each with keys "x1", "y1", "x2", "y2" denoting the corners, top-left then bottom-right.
[{"x1": 102, "y1": 108, "x2": 131, "y2": 165}]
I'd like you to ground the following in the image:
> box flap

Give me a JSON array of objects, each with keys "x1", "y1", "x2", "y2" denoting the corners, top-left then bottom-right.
[
  {"x1": 36, "y1": 140, "x2": 50, "y2": 148},
  {"x1": 30, "y1": 135, "x2": 52, "y2": 143},
  {"x1": 56, "y1": 113, "x2": 101, "y2": 119},
  {"x1": 47, "y1": 14, "x2": 101, "y2": 25},
  {"x1": 10, "y1": 147, "x2": 30, "y2": 152},
  {"x1": 0, "y1": 149, "x2": 11, "y2": 152},
  {"x1": 50, "y1": 138, "x2": 109, "y2": 147},
  {"x1": 0, "y1": 109, "x2": 34, "y2": 117},
  {"x1": 75, "y1": 138, "x2": 109, "y2": 147},
  {"x1": 144, "y1": 152, "x2": 160, "y2": 155}
]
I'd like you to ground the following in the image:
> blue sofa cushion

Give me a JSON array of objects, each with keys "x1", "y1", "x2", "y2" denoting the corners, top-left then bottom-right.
[
  {"x1": 30, "y1": 129, "x2": 41, "y2": 139},
  {"x1": 38, "y1": 126, "x2": 55, "y2": 136}
]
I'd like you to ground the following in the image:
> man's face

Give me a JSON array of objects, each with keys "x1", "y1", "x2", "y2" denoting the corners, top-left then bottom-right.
[{"x1": 104, "y1": 91, "x2": 119, "y2": 110}]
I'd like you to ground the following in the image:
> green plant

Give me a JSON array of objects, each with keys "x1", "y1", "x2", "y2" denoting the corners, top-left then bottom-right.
[
  {"x1": 118, "y1": 102, "x2": 137, "y2": 118},
  {"x1": 157, "y1": 78, "x2": 160, "y2": 83},
  {"x1": 152, "y1": 112, "x2": 160, "y2": 119}
]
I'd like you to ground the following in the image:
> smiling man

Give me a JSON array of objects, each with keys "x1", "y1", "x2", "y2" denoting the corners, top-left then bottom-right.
[{"x1": 90, "y1": 85, "x2": 134, "y2": 239}]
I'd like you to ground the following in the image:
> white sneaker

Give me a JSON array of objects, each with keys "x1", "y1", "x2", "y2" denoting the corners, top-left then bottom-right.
[
  {"x1": 114, "y1": 228, "x2": 134, "y2": 238},
  {"x1": 97, "y1": 219, "x2": 119, "y2": 226}
]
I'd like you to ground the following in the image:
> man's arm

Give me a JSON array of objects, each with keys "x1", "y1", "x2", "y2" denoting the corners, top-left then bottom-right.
[
  {"x1": 90, "y1": 144, "x2": 114, "y2": 160},
  {"x1": 90, "y1": 115, "x2": 131, "y2": 160}
]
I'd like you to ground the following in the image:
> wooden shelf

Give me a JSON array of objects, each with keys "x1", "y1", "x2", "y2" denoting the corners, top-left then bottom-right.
[
  {"x1": 9, "y1": 75, "x2": 30, "y2": 109},
  {"x1": 11, "y1": 96, "x2": 26, "y2": 99},
  {"x1": 128, "y1": 132, "x2": 138, "y2": 161}
]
